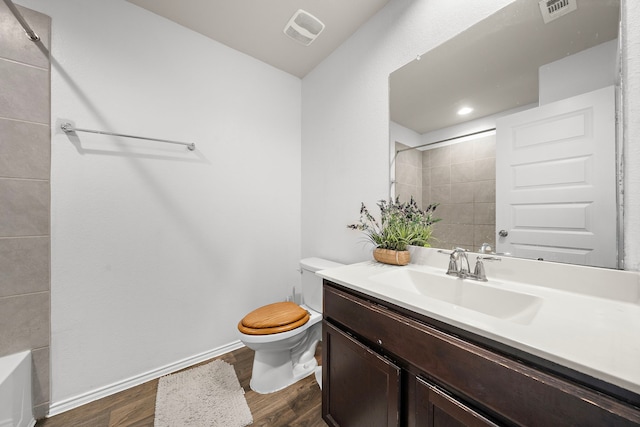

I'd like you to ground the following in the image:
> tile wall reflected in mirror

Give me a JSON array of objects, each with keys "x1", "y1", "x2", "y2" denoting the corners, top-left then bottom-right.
[{"x1": 394, "y1": 133, "x2": 496, "y2": 252}]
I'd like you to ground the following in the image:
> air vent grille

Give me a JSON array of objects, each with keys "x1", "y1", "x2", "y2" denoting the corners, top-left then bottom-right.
[
  {"x1": 539, "y1": 0, "x2": 578, "y2": 24},
  {"x1": 283, "y1": 9, "x2": 325, "y2": 46}
]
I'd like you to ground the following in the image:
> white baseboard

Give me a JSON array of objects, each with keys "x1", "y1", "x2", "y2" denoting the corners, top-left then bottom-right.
[
  {"x1": 47, "y1": 340, "x2": 245, "y2": 417},
  {"x1": 0, "y1": 418, "x2": 36, "y2": 427},
  {"x1": 0, "y1": 416, "x2": 36, "y2": 427}
]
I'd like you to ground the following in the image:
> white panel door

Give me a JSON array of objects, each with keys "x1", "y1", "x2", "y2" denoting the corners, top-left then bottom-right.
[{"x1": 496, "y1": 86, "x2": 617, "y2": 268}]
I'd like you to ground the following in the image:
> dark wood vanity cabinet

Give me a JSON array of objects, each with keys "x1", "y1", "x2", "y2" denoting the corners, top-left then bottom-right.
[
  {"x1": 323, "y1": 321, "x2": 401, "y2": 427},
  {"x1": 414, "y1": 377, "x2": 498, "y2": 427},
  {"x1": 322, "y1": 281, "x2": 640, "y2": 427}
]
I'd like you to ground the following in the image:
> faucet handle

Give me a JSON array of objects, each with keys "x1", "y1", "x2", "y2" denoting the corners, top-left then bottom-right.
[
  {"x1": 447, "y1": 257, "x2": 459, "y2": 276},
  {"x1": 473, "y1": 256, "x2": 501, "y2": 282},
  {"x1": 477, "y1": 255, "x2": 501, "y2": 261},
  {"x1": 473, "y1": 257, "x2": 487, "y2": 281},
  {"x1": 438, "y1": 249, "x2": 461, "y2": 275},
  {"x1": 437, "y1": 248, "x2": 469, "y2": 256}
]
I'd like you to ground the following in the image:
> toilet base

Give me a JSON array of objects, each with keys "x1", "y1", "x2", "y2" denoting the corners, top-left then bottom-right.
[
  {"x1": 249, "y1": 350, "x2": 318, "y2": 394},
  {"x1": 315, "y1": 366, "x2": 322, "y2": 390},
  {"x1": 247, "y1": 322, "x2": 321, "y2": 394}
]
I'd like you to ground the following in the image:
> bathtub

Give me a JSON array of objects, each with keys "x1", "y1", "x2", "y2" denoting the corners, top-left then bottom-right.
[{"x1": 0, "y1": 351, "x2": 35, "y2": 427}]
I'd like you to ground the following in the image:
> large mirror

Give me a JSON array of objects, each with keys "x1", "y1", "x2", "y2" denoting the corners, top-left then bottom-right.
[{"x1": 390, "y1": 0, "x2": 621, "y2": 268}]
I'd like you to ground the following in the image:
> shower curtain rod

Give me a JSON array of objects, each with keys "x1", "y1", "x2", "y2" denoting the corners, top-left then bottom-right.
[
  {"x1": 395, "y1": 128, "x2": 496, "y2": 154},
  {"x1": 2, "y1": 0, "x2": 40, "y2": 41},
  {"x1": 60, "y1": 123, "x2": 196, "y2": 151}
]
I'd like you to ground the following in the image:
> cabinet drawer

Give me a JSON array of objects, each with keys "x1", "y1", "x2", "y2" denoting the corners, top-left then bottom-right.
[{"x1": 324, "y1": 282, "x2": 640, "y2": 427}]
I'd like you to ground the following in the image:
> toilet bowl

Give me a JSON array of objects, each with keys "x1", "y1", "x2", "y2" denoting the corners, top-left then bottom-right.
[{"x1": 237, "y1": 257, "x2": 343, "y2": 394}]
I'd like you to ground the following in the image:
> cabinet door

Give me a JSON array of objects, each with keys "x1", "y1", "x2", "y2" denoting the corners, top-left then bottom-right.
[
  {"x1": 415, "y1": 377, "x2": 499, "y2": 427},
  {"x1": 323, "y1": 321, "x2": 401, "y2": 427}
]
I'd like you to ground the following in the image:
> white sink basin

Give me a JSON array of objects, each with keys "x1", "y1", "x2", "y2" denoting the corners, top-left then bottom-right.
[{"x1": 369, "y1": 268, "x2": 542, "y2": 324}]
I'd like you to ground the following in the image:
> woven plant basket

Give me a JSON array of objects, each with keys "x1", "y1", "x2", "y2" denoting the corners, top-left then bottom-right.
[{"x1": 373, "y1": 248, "x2": 410, "y2": 266}]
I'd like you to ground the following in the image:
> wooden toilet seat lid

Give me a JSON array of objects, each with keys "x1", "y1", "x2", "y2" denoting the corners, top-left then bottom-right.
[{"x1": 238, "y1": 301, "x2": 310, "y2": 335}]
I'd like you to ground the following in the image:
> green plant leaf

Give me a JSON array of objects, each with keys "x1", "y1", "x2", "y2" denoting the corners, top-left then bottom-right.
[{"x1": 347, "y1": 196, "x2": 440, "y2": 251}]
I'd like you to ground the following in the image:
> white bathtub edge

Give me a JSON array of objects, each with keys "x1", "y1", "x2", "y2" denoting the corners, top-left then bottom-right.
[{"x1": 0, "y1": 350, "x2": 35, "y2": 427}]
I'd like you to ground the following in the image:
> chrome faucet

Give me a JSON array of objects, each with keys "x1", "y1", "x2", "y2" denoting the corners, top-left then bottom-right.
[
  {"x1": 479, "y1": 243, "x2": 492, "y2": 254},
  {"x1": 441, "y1": 247, "x2": 471, "y2": 278},
  {"x1": 439, "y1": 248, "x2": 501, "y2": 281}
]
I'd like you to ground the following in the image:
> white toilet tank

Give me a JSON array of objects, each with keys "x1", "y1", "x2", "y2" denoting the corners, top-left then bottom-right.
[{"x1": 300, "y1": 257, "x2": 344, "y2": 313}]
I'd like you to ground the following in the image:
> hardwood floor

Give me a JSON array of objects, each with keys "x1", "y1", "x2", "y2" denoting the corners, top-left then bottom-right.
[{"x1": 36, "y1": 345, "x2": 328, "y2": 427}]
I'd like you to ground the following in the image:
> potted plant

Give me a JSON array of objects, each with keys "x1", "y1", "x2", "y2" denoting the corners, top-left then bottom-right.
[{"x1": 347, "y1": 197, "x2": 440, "y2": 265}]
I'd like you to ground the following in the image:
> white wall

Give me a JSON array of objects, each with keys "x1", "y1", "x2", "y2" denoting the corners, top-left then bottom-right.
[
  {"x1": 302, "y1": 0, "x2": 640, "y2": 271},
  {"x1": 390, "y1": 121, "x2": 421, "y2": 148},
  {"x1": 539, "y1": 39, "x2": 618, "y2": 105},
  {"x1": 18, "y1": 0, "x2": 302, "y2": 411},
  {"x1": 302, "y1": 0, "x2": 516, "y2": 264}
]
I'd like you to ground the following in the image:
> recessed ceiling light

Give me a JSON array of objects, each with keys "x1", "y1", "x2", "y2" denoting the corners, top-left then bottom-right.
[{"x1": 457, "y1": 106, "x2": 474, "y2": 116}]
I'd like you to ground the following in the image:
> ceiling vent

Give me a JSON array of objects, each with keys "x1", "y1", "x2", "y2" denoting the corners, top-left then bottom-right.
[
  {"x1": 539, "y1": 0, "x2": 578, "y2": 24},
  {"x1": 283, "y1": 9, "x2": 325, "y2": 46}
]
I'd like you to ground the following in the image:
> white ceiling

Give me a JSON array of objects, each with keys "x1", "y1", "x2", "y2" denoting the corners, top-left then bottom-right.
[
  {"x1": 126, "y1": 0, "x2": 390, "y2": 78},
  {"x1": 125, "y1": 0, "x2": 619, "y2": 134}
]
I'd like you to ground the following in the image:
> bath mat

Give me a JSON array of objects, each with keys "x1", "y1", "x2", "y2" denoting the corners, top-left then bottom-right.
[{"x1": 154, "y1": 359, "x2": 253, "y2": 427}]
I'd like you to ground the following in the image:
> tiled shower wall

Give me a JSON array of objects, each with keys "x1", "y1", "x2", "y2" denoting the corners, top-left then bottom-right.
[
  {"x1": 0, "y1": 3, "x2": 51, "y2": 418},
  {"x1": 394, "y1": 142, "x2": 423, "y2": 207},
  {"x1": 395, "y1": 135, "x2": 496, "y2": 252}
]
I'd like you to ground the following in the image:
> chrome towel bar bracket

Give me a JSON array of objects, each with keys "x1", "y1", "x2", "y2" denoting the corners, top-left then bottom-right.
[{"x1": 2, "y1": 0, "x2": 40, "y2": 41}]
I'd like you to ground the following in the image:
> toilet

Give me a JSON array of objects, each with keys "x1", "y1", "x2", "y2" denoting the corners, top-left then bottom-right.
[{"x1": 237, "y1": 257, "x2": 343, "y2": 394}]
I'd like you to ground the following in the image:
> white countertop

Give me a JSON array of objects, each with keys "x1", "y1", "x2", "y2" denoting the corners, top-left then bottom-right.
[{"x1": 317, "y1": 252, "x2": 640, "y2": 397}]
